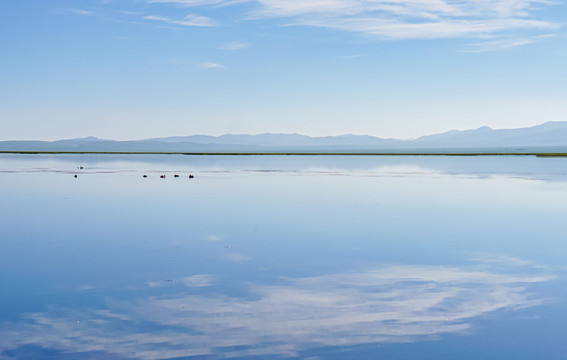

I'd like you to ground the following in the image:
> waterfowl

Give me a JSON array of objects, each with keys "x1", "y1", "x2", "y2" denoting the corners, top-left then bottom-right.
[{"x1": 189, "y1": 174, "x2": 194, "y2": 179}]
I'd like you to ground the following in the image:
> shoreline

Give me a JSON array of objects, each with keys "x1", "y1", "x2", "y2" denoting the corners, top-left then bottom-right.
[{"x1": 1, "y1": 151, "x2": 566, "y2": 157}]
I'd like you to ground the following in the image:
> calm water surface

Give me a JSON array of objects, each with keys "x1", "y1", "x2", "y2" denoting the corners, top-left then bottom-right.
[{"x1": 1, "y1": 154, "x2": 567, "y2": 359}]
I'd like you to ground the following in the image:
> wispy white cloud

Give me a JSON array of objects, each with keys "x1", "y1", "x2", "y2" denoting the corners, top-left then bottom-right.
[
  {"x1": 145, "y1": 0, "x2": 558, "y2": 40},
  {"x1": 300, "y1": 17, "x2": 554, "y2": 40},
  {"x1": 182, "y1": 274, "x2": 216, "y2": 287},
  {"x1": 465, "y1": 38, "x2": 535, "y2": 51},
  {"x1": 0, "y1": 262, "x2": 553, "y2": 359},
  {"x1": 464, "y1": 33, "x2": 555, "y2": 52},
  {"x1": 199, "y1": 62, "x2": 226, "y2": 69},
  {"x1": 219, "y1": 40, "x2": 251, "y2": 50},
  {"x1": 114, "y1": 9, "x2": 143, "y2": 16},
  {"x1": 143, "y1": 13, "x2": 215, "y2": 26},
  {"x1": 470, "y1": 254, "x2": 551, "y2": 270},
  {"x1": 205, "y1": 234, "x2": 222, "y2": 241},
  {"x1": 222, "y1": 252, "x2": 249, "y2": 262},
  {"x1": 65, "y1": 8, "x2": 94, "y2": 16}
]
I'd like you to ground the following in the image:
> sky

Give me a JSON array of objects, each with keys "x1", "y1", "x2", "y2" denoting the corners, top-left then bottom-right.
[{"x1": 1, "y1": 0, "x2": 566, "y2": 141}]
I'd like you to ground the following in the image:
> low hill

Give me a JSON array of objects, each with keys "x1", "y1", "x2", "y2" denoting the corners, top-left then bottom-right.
[{"x1": 2, "y1": 121, "x2": 567, "y2": 153}]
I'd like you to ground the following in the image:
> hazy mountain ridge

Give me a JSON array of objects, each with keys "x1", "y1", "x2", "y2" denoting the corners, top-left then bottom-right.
[
  {"x1": 148, "y1": 133, "x2": 402, "y2": 146},
  {"x1": 2, "y1": 121, "x2": 567, "y2": 152},
  {"x1": 415, "y1": 121, "x2": 567, "y2": 147}
]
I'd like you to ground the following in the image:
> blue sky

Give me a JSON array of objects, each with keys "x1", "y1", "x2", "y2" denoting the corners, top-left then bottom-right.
[{"x1": 1, "y1": 0, "x2": 566, "y2": 140}]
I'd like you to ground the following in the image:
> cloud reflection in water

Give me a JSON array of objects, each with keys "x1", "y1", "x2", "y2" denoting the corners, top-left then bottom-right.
[{"x1": 1, "y1": 263, "x2": 552, "y2": 359}]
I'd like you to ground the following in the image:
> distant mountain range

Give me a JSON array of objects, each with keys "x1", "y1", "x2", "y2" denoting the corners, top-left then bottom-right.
[{"x1": 2, "y1": 121, "x2": 567, "y2": 153}]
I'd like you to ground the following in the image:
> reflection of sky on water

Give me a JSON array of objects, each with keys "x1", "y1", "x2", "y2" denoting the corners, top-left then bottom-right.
[
  {"x1": 1, "y1": 154, "x2": 567, "y2": 358},
  {"x1": 0, "y1": 262, "x2": 553, "y2": 359},
  {"x1": 2, "y1": 153, "x2": 567, "y2": 182}
]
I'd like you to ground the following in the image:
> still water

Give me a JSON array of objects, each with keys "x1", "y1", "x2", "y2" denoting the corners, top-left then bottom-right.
[{"x1": 1, "y1": 154, "x2": 567, "y2": 359}]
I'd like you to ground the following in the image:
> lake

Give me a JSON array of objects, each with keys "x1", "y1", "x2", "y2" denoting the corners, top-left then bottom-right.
[{"x1": 1, "y1": 154, "x2": 567, "y2": 359}]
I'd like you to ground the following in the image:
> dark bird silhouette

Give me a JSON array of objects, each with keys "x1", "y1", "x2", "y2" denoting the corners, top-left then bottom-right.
[
  {"x1": 74, "y1": 175, "x2": 78, "y2": 178},
  {"x1": 189, "y1": 174, "x2": 194, "y2": 179},
  {"x1": 174, "y1": 174, "x2": 179, "y2": 178},
  {"x1": 143, "y1": 175, "x2": 147, "y2": 178},
  {"x1": 160, "y1": 175, "x2": 166, "y2": 179}
]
